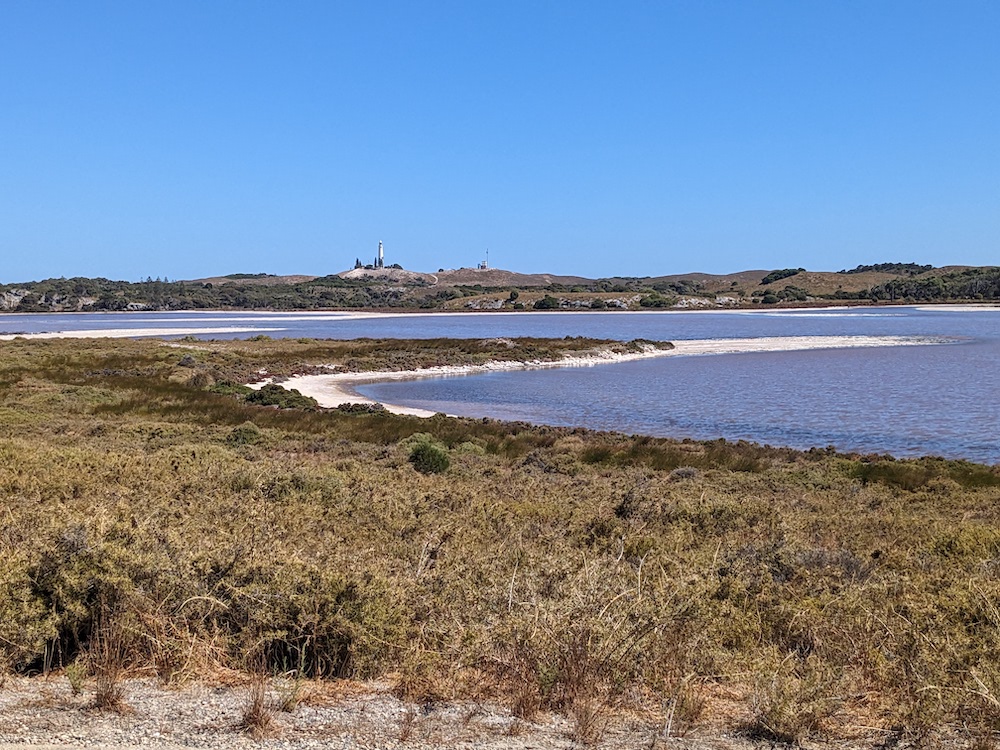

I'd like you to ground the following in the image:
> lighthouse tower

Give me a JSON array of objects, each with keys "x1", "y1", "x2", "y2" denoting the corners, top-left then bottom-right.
[{"x1": 376, "y1": 241, "x2": 384, "y2": 269}]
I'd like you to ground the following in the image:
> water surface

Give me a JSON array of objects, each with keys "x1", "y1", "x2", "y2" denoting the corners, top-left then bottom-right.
[{"x1": 3, "y1": 307, "x2": 997, "y2": 462}]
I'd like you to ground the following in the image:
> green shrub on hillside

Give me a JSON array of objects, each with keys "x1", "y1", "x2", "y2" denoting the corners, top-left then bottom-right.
[
  {"x1": 760, "y1": 268, "x2": 804, "y2": 285},
  {"x1": 533, "y1": 295, "x2": 561, "y2": 310},
  {"x1": 244, "y1": 384, "x2": 318, "y2": 410},
  {"x1": 639, "y1": 294, "x2": 673, "y2": 307},
  {"x1": 227, "y1": 422, "x2": 263, "y2": 446},
  {"x1": 408, "y1": 440, "x2": 450, "y2": 474},
  {"x1": 209, "y1": 381, "x2": 254, "y2": 397}
]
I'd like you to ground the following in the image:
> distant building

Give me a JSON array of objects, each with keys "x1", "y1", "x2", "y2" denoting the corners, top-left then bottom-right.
[
  {"x1": 478, "y1": 249, "x2": 489, "y2": 270},
  {"x1": 374, "y1": 240, "x2": 385, "y2": 269}
]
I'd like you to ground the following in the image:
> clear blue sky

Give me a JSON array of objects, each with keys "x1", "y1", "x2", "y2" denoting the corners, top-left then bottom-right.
[{"x1": 2, "y1": 1, "x2": 998, "y2": 282}]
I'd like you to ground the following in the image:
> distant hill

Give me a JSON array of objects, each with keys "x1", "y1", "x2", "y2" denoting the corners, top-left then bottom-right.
[
  {"x1": 3, "y1": 263, "x2": 998, "y2": 313},
  {"x1": 640, "y1": 270, "x2": 771, "y2": 289},
  {"x1": 629, "y1": 269, "x2": 898, "y2": 295},
  {"x1": 338, "y1": 267, "x2": 435, "y2": 284},
  {"x1": 838, "y1": 262, "x2": 935, "y2": 275},
  {"x1": 189, "y1": 267, "x2": 592, "y2": 288},
  {"x1": 190, "y1": 273, "x2": 320, "y2": 286},
  {"x1": 434, "y1": 267, "x2": 592, "y2": 287}
]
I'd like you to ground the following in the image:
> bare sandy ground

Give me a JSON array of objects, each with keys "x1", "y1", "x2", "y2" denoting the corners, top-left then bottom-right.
[
  {"x1": 280, "y1": 335, "x2": 952, "y2": 416},
  {"x1": 0, "y1": 674, "x2": 897, "y2": 750}
]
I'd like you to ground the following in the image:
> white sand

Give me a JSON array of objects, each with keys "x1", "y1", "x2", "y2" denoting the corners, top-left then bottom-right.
[
  {"x1": 665, "y1": 334, "x2": 946, "y2": 355},
  {"x1": 259, "y1": 343, "x2": 681, "y2": 417},
  {"x1": 0, "y1": 324, "x2": 954, "y2": 419},
  {"x1": 5, "y1": 304, "x2": 995, "y2": 342},
  {"x1": 913, "y1": 304, "x2": 1000, "y2": 312},
  {"x1": 0, "y1": 327, "x2": 284, "y2": 341},
  {"x1": 277, "y1": 334, "x2": 953, "y2": 417}
]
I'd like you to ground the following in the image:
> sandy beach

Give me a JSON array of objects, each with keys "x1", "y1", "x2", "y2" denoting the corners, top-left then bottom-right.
[
  {"x1": 278, "y1": 334, "x2": 951, "y2": 416},
  {"x1": 257, "y1": 343, "x2": 683, "y2": 417},
  {"x1": 913, "y1": 304, "x2": 1000, "y2": 312},
  {"x1": 0, "y1": 327, "x2": 285, "y2": 341}
]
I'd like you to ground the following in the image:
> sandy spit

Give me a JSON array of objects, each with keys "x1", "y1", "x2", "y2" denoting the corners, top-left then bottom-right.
[
  {"x1": 280, "y1": 335, "x2": 952, "y2": 417},
  {"x1": 264, "y1": 345, "x2": 680, "y2": 417},
  {"x1": 0, "y1": 327, "x2": 285, "y2": 341},
  {"x1": 913, "y1": 304, "x2": 1000, "y2": 312}
]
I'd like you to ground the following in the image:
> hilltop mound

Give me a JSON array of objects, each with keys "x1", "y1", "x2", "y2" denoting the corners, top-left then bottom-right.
[
  {"x1": 336, "y1": 266, "x2": 593, "y2": 287},
  {"x1": 190, "y1": 273, "x2": 319, "y2": 286},
  {"x1": 641, "y1": 270, "x2": 771, "y2": 289},
  {"x1": 436, "y1": 267, "x2": 592, "y2": 287},
  {"x1": 636, "y1": 268, "x2": 926, "y2": 296},
  {"x1": 338, "y1": 267, "x2": 436, "y2": 284}
]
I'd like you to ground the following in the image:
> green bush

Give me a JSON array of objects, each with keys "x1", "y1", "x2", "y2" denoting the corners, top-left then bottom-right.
[
  {"x1": 533, "y1": 295, "x2": 561, "y2": 310},
  {"x1": 209, "y1": 381, "x2": 254, "y2": 397},
  {"x1": 409, "y1": 441, "x2": 450, "y2": 474},
  {"x1": 760, "y1": 268, "x2": 804, "y2": 285},
  {"x1": 227, "y1": 422, "x2": 263, "y2": 446},
  {"x1": 639, "y1": 294, "x2": 672, "y2": 308},
  {"x1": 336, "y1": 402, "x2": 387, "y2": 414},
  {"x1": 0, "y1": 557, "x2": 52, "y2": 670},
  {"x1": 245, "y1": 384, "x2": 318, "y2": 410}
]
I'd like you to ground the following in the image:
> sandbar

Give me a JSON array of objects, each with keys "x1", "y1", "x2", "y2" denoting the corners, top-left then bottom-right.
[
  {"x1": 0, "y1": 327, "x2": 285, "y2": 340},
  {"x1": 913, "y1": 304, "x2": 1000, "y2": 312},
  {"x1": 278, "y1": 334, "x2": 953, "y2": 416}
]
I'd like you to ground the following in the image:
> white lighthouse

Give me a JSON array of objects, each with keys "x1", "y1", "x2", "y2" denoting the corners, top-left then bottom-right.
[{"x1": 376, "y1": 241, "x2": 384, "y2": 269}]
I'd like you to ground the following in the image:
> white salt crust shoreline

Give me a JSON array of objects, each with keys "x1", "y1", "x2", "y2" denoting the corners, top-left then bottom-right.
[
  {"x1": 280, "y1": 335, "x2": 953, "y2": 418},
  {"x1": 0, "y1": 327, "x2": 286, "y2": 340},
  {"x1": 2, "y1": 303, "x2": 997, "y2": 340},
  {"x1": 0, "y1": 325, "x2": 956, "y2": 419}
]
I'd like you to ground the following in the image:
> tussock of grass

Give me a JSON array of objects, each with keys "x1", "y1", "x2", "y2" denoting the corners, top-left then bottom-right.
[{"x1": 238, "y1": 673, "x2": 276, "y2": 738}]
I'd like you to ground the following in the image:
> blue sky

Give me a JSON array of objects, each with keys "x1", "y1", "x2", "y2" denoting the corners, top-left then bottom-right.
[{"x1": 2, "y1": 1, "x2": 998, "y2": 282}]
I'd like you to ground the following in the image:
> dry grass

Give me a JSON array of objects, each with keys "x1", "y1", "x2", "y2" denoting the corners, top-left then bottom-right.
[
  {"x1": 0, "y1": 337, "x2": 999, "y2": 741},
  {"x1": 398, "y1": 705, "x2": 418, "y2": 742},
  {"x1": 238, "y1": 673, "x2": 276, "y2": 739},
  {"x1": 660, "y1": 674, "x2": 705, "y2": 739},
  {"x1": 89, "y1": 605, "x2": 129, "y2": 713}
]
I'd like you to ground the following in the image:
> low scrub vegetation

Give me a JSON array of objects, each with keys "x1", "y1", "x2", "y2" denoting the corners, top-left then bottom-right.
[
  {"x1": 4, "y1": 265, "x2": 1000, "y2": 315},
  {"x1": 0, "y1": 337, "x2": 999, "y2": 743},
  {"x1": 407, "y1": 435, "x2": 451, "y2": 474},
  {"x1": 760, "y1": 268, "x2": 805, "y2": 285}
]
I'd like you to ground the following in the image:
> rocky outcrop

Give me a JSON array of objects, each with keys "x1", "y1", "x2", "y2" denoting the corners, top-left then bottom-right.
[{"x1": 0, "y1": 291, "x2": 27, "y2": 310}]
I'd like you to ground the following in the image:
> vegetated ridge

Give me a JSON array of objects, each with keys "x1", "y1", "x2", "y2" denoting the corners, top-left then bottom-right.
[
  {"x1": 0, "y1": 336, "x2": 999, "y2": 746},
  {"x1": 2, "y1": 262, "x2": 999, "y2": 313}
]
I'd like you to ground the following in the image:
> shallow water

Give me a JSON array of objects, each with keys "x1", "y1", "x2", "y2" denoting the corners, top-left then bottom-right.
[
  {"x1": 362, "y1": 337, "x2": 999, "y2": 463},
  {"x1": 4, "y1": 306, "x2": 998, "y2": 462}
]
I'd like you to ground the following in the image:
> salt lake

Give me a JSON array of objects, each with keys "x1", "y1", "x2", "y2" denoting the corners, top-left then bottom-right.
[{"x1": 2, "y1": 306, "x2": 997, "y2": 463}]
